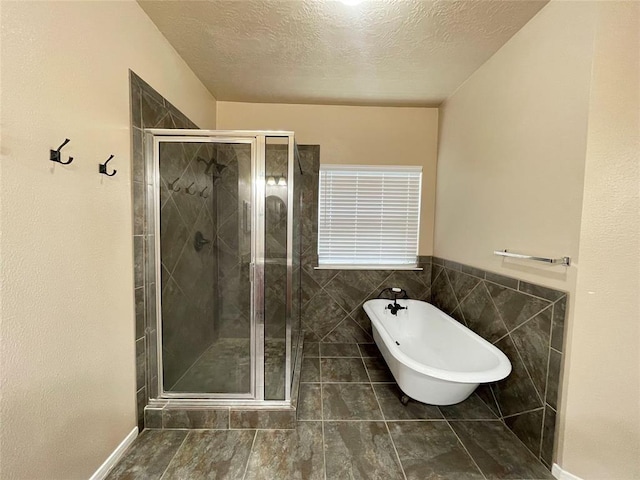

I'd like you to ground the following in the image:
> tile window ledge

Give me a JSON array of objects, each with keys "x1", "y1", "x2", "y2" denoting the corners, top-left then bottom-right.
[{"x1": 314, "y1": 265, "x2": 423, "y2": 271}]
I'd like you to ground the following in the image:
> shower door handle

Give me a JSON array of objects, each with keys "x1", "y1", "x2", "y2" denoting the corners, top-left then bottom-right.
[
  {"x1": 243, "y1": 201, "x2": 251, "y2": 234},
  {"x1": 249, "y1": 262, "x2": 255, "y2": 283}
]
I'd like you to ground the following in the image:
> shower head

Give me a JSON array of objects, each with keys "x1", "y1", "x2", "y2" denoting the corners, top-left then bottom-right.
[{"x1": 197, "y1": 156, "x2": 227, "y2": 176}]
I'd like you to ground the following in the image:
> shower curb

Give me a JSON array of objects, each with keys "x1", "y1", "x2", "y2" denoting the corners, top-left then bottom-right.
[{"x1": 143, "y1": 337, "x2": 304, "y2": 431}]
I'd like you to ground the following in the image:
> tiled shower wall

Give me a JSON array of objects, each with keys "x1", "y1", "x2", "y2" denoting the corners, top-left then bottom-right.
[
  {"x1": 158, "y1": 141, "x2": 217, "y2": 388},
  {"x1": 132, "y1": 84, "x2": 304, "y2": 424},
  {"x1": 130, "y1": 71, "x2": 199, "y2": 430},
  {"x1": 213, "y1": 144, "x2": 252, "y2": 342},
  {"x1": 264, "y1": 145, "x2": 291, "y2": 345},
  {"x1": 429, "y1": 258, "x2": 566, "y2": 468}
]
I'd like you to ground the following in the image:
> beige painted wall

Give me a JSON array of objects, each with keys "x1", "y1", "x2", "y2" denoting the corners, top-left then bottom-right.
[
  {"x1": 435, "y1": 1, "x2": 595, "y2": 293},
  {"x1": 560, "y1": 3, "x2": 640, "y2": 479},
  {"x1": 435, "y1": 1, "x2": 640, "y2": 478},
  {"x1": 0, "y1": 2, "x2": 216, "y2": 479},
  {"x1": 217, "y1": 102, "x2": 438, "y2": 255}
]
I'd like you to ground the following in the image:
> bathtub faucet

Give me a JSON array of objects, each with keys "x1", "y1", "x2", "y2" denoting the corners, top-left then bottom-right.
[{"x1": 387, "y1": 299, "x2": 407, "y2": 316}]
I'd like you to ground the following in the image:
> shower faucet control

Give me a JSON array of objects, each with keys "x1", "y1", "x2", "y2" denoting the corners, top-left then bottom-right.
[{"x1": 193, "y1": 231, "x2": 211, "y2": 252}]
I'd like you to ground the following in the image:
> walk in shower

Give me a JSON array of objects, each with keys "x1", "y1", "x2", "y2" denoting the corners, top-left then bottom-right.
[{"x1": 144, "y1": 130, "x2": 302, "y2": 405}]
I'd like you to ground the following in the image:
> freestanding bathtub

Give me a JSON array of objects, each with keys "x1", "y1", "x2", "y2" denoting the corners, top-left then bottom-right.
[{"x1": 363, "y1": 299, "x2": 511, "y2": 405}]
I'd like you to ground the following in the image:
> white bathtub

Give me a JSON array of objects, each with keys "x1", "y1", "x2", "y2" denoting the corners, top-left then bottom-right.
[{"x1": 363, "y1": 299, "x2": 511, "y2": 405}]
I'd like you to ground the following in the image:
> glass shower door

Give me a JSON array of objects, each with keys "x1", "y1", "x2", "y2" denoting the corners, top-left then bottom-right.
[{"x1": 155, "y1": 137, "x2": 256, "y2": 397}]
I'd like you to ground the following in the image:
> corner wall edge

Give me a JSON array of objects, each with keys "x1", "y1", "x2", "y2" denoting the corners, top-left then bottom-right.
[
  {"x1": 89, "y1": 426, "x2": 139, "y2": 480},
  {"x1": 552, "y1": 463, "x2": 585, "y2": 480}
]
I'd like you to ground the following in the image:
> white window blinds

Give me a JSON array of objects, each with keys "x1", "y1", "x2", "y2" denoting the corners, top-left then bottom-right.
[{"x1": 318, "y1": 165, "x2": 422, "y2": 268}]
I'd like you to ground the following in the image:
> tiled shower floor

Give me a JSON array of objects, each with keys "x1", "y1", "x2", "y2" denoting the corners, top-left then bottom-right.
[
  {"x1": 108, "y1": 341, "x2": 553, "y2": 479},
  {"x1": 169, "y1": 338, "x2": 251, "y2": 393},
  {"x1": 169, "y1": 338, "x2": 286, "y2": 399}
]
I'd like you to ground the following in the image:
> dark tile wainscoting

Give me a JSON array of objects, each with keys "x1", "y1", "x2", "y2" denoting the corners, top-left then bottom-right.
[
  {"x1": 429, "y1": 257, "x2": 567, "y2": 468},
  {"x1": 297, "y1": 146, "x2": 564, "y2": 469}
]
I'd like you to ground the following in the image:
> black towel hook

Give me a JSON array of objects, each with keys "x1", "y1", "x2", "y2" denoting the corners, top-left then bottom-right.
[
  {"x1": 200, "y1": 186, "x2": 209, "y2": 198},
  {"x1": 50, "y1": 138, "x2": 73, "y2": 165},
  {"x1": 99, "y1": 155, "x2": 117, "y2": 177},
  {"x1": 185, "y1": 182, "x2": 197, "y2": 195},
  {"x1": 168, "y1": 178, "x2": 181, "y2": 192}
]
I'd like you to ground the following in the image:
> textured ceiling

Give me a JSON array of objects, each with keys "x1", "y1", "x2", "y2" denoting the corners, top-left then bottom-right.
[{"x1": 138, "y1": 0, "x2": 548, "y2": 106}]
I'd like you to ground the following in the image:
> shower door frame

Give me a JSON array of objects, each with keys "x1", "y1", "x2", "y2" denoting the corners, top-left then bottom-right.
[{"x1": 144, "y1": 129, "x2": 297, "y2": 406}]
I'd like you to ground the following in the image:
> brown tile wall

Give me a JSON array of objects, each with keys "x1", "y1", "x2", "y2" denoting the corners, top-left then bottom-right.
[
  {"x1": 130, "y1": 71, "x2": 200, "y2": 430},
  {"x1": 429, "y1": 257, "x2": 566, "y2": 468},
  {"x1": 132, "y1": 81, "x2": 305, "y2": 424},
  {"x1": 298, "y1": 147, "x2": 564, "y2": 469}
]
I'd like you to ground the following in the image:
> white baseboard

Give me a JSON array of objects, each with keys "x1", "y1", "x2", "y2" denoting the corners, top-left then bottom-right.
[
  {"x1": 552, "y1": 463, "x2": 584, "y2": 480},
  {"x1": 89, "y1": 426, "x2": 138, "y2": 480}
]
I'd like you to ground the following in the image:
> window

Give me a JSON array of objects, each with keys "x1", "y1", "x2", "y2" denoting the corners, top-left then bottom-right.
[{"x1": 318, "y1": 165, "x2": 422, "y2": 269}]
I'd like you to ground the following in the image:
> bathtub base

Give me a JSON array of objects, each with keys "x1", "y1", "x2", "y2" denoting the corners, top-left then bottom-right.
[{"x1": 373, "y1": 326, "x2": 479, "y2": 406}]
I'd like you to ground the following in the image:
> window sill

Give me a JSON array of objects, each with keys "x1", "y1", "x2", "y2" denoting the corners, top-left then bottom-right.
[{"x1": 314, "y1": 265, "x2": 423, "y2": 271}]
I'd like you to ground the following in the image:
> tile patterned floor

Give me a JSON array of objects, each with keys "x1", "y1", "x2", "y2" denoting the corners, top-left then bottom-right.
[{"x1": 107, "y1": 341, "x2": 554, "y2": 480}]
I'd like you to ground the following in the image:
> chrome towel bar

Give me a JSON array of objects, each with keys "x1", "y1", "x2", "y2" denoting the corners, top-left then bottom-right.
[{"x1": 494, "y1": 249, "x2": 571, "y2": 266}]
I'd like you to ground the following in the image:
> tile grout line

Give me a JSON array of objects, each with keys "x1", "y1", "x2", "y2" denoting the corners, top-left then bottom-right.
[
  {"x1": 491, "y1": 330, "x2": 511, "y2": 346},
  {"x1": 483, "y1": 282, "x2": 546, "y2": 407},
  {"x1": 240, "y1": 430, "x2": 258, "y2": 480},
  {"x1": 321, "y1": 355, "x2": 361, "y2": 358},
  {"x1": 437, "y1": 257, "x2": 566, "y2": 304},
  {"x1": 320, "y1": 380, "x2": 392, "y2": 384},
  {"x1": 431, "y1": 418, "x2": 504, "y2": 422},
  {"x1": 317, "y1": 315, "x2": 348, "y2": 343},
  {"x1": 482, "y1": 282, "x2": 517, "y2": 342},
  {"x1": 538, "y1": 406, "x2": 555, "y2": 463},
  {"x1": 507, "y1": 329, "x2": 546, "y2": 406},
  {"x1": 444, "y1": 420, "x2": 489, "y2": 480},
  {"x1": 436, "y1": 268, "x2": 458, "y2": 315},
  {"x1": 518, "y1": 283, "x2": 567, "y2": 304},
  {"x1": 538, "y1": 302, "x2": 556, "y2": 461},
  {"x1": 431, "y1": 264, "x2": 444, "y2": 283},
  {"x1": 158, "y1": 432, "x2": 190, "y2": 480},
  {"x1": 506, "y1": 304, "x2": 554, "y2": 338},
  {"x1": 169, "y1": 341, "x2": 218, "y2": 391},
  {"x1": 489, "y1": 385, "x2": 505, "y2": 419},
  {"x1": 499, "y1": 416, "x2": 557, "y2": 474},
  {"x1": 320, "y1": 348, "x2": 327, "y2": 480},
  {"x1": 363, "y1": 355, "x2": 408, "y2": 480},
  {"x1": 502, "y1": 406, "x2": 545, "y2": 420},
  {"x1": 375, "y1": 399, "x2": 408, "y2": 480},
  {"x1": 444, "y1": 267, "x2": 473, "y2": 312},
  {"x1": 319, "y1": 282, "x2": 368, "y2": 341},
  {"x1": 482, "y1": 278, "x2": 555, "y2": 338},
  {"x1": 471, "y1": 383, "x2": 502, "y2": 420},
  {"x1": 300, "y1": 418, "x2": 461, "y2": 423},
  {"x1": 452, "y1": 279, "x2": 481, "y2": 319}
]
